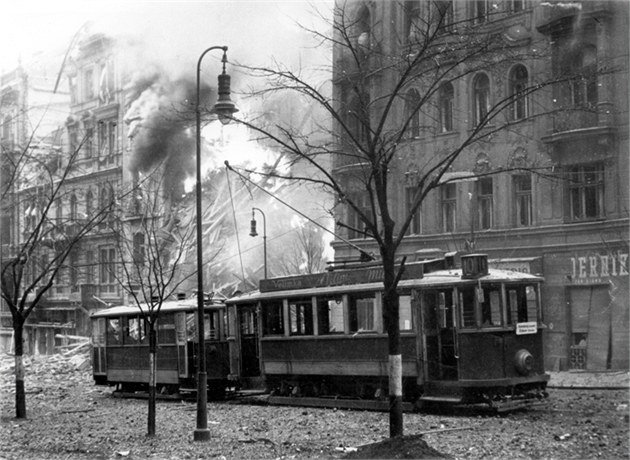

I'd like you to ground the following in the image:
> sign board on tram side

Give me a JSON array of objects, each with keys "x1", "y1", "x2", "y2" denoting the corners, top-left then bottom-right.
[
  {"x1": 516, "y1": 321, "x2": 538, "y2": 335},
  {"x1": 259, "y1": 260, "x2": 437, "y2": 293}
]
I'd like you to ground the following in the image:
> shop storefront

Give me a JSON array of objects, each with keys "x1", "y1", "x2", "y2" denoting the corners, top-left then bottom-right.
[{"x1": 544, "y1": 248, "x2": 629, "y2": 371}]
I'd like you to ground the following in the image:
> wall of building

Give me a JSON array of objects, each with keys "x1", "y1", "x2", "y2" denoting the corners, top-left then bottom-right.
[{"x1": 331, "y1": 0, "x2": 629, "y2": 371}]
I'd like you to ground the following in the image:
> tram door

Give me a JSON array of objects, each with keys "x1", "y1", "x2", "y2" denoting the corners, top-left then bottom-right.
[
  {"x1": 238, "y1": 305, "x2": 260, "y2": 377},
  {"x1": 421, "y1": 289, "x2": 458, "y2": 381}
]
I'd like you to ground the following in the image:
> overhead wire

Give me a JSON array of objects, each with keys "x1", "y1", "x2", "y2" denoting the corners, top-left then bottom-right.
[{"x1": 224, "y1": 161, "x2": 375, "y2": 261}]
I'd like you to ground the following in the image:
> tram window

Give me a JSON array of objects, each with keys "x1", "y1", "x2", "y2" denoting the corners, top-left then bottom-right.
[
  {"x1": 289, "y1": 299, "x2": 314, "y2": 335},
  {"x1": 157, "y1": 315, "x2": 176, "y2": 344},
  {"x1": 262, "y1": 301, "x2": 284, "y2": 335},
  {"x1": 106, "y1": 318, "x2": 120, "y2": 344},
  {"x1": 349, "y1": 294, "x2": 376, "y2": 333},
  {"x1": 459, "y1": 287, "x2": 477, "y2": 328},
  {"x1": 399, "y1": 295, "x2": 412, "y2": 331},
  {"x1": 205, "y1": 312, "x2": 218, "y2": 340},
  {"x1": 480, "y1": 286, "x2": 502, "y2": 327},
  {"x1": 240, "y1": 309, "x2": 256, "y2": 335},
  {"x1": 317, "y1": 297, "x2": 344, "y2": 334},
  {"x1": 186, "y1": 313, "x2": 196, "y2": 340},
  {"x1": 123, "y1": 316, "x2": 147, "y2": 345},
  {"x1": 507, "y1": 284, "x2": 538, "y2": 324}
]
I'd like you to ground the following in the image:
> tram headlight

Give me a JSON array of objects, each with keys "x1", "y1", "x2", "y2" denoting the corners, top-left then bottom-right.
[{"x1": 514, "y1": 349, "x2": 534, "y2": 375}]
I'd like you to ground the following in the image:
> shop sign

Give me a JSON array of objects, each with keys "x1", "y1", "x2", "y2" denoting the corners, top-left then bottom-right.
[
  {"x1": 569, "y1": 250, "x2": 628, "y2": 285},
  {"x1": 516, "y1": 321, "x2": 537, "y2": 335}
]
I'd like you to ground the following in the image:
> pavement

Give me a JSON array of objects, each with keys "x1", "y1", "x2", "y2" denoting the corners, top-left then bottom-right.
[{"x1": 547, "y1": 370, "x2": 630, "y2": 389}]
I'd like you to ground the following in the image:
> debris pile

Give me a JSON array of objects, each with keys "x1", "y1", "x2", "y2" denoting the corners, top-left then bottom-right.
[{"x1": 0, "y1": 336, "x2": 92, "y2": 393}]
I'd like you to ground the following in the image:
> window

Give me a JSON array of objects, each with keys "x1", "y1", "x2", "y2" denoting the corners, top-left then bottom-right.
[
  {"x1": 405, "y1": 186, "x2": 421, "y2": 235},
  {"x1": 84, "y1": 121, "x2": 94, "y2": 159},
  {"x1": 85, "y1": 189, "x2": 93, "y2": 217},
  {"x1": 509, "y1": 65, "x2": 529, "y2": 120},
  {"x1": 506, "y1": 284, "x2": 538, "y2": 324},
  {"x1": 123, "y1": 316, "x2": 147, "y2": 345},
  {"x1": 106, "y1": 318, "x2": 120, "y2": 344},
  {"x1": 69, "y1": 126, "x2": 78, "y2": 155},
  {"x1": 405, "y1": 88, "x2": 421, "y2": 138},
  {"x1": 508, "y1": 0, "x2": 525, "y2": 13},
  {"x1": 55, "y1": 199, "x2": 63, "y2": 224},
  {"x1": 514, "y1": 174, "x2": 532, "y2": 227},
  {"x1": 356, "y1": 5, "x2": 371, "y2": 57},
  {"x1": 204, "y1": 312, "x2": 219, "y2": 340},
  {"x1": 262, "y1": 300, "x2": 284, "y2": 335},
  {"x1": 472, "y1": 73, "x2": 490, "y2": 125},
  {"x1": 69, "y1": 251, "x2": 79, "y2": 291},
  {"x1": 403, "y1": 1, "x2": 420, "y2": 44},
  {"x1": 399, "y1": 294, "x2": 413, "y2": 331},
  {"x1": 349, "y1": 294, "x2": 377, "y2": 333},
  {"x1": 477, "y1": 177, "x2": 493, "y2": 229},
  {"x1": 441, "y1": 183, "x2": 457, "y2": 232},
  {"x1": 571, "y1": 46, "x2": 597, "y2": 108},
  {"x1": 86, "y1": 250, "x2": 95, "y2": 284},
  {"x1": 480, "y1": 285, "x2": 502, "y2": 327},
  {"x1": 158, "y1": 315, "x2": 176, "y2": 344},
  {"x1": 473, "y1": 0, "x2": 491, "y2": 23},
  {"x1": 347, "y1": 190, "x2": 371, "y2": 239},
  {"x1": 70, "y1": 194, "x2": 78, "y2": 221},
  {"x1": 289, "y1": 299, "x2": 313, "y2": 335},
  {"x1": 438, "y1": 82, "x2": 454, "y2": 133},
  {"x1": 567, "y1": 162, "x2": 604, "y2": 221},
  {"x1": 84, "y1": 68, "x2": 95, "y2": 100},
  {"x1": 99, "y1": 246, "x2": 117, "y2": 294},
  {"x1": 133, "y1": 233, "x2": 145, "y2": 265},
  {"x1": 98, "y1": 119, "x2": 118, "y2": 160},
  {"x1": 346, "y1": 93, "x2": 370, "y2": 146},
  {"x1": 317, "y1": 297, "x2": 344, "y2": 334},
  {"x1": 434, "y1": 1, "x2": 454, "y2": 34},
  {"x1": 459, "y1": 287, "x2": 477, "y2": 328}
]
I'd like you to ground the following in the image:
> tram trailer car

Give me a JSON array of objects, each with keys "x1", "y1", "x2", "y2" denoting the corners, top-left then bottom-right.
[
  {"x1": 91, "y1": 295, "x2": 231, "y2": 397},
  {"x1": 226, "y1": 254, "x2": 549, "y2": 411}
]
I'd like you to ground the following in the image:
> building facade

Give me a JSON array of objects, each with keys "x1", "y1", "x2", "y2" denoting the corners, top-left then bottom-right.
[
  {"x1": 330, "y1": 0, "x2": 629, "y2": 371},
  {"x1": 0, "y1": 34, "x2": 131, "y2": 354}
]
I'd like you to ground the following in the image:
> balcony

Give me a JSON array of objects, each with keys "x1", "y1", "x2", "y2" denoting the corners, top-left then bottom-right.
[{"x1": 543, "y1": 102, "x2": 616, "y2": 146}]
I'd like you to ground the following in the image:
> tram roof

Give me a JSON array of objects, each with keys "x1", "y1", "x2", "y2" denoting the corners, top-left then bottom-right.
[
  {"x1": 91, "y1": 297, "x2": 225, "y2": 318},
  {"x1": 226, "y1": 268, "x2": 543, "y2": 304}
]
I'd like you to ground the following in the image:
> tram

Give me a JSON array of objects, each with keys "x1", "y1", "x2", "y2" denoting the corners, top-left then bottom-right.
[
  {"x1": 225, "y1": 253, "x2": 549, "y2": 411},
  {"x1": 91, "y1": 294, "x2": 231, "y2": 398}
]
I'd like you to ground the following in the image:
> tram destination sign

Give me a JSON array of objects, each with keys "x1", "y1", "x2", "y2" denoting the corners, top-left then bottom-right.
[{"x1": 259, "y1": 261, "x2": 431, "y2": 293}]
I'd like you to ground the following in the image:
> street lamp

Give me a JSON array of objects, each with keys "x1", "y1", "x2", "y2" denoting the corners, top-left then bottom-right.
[
  {"x1": 194, "y1": 46, "x2": 238, "y2": 442},
  {"x1": 249, "y1": 207, "x2": 267, "y2": 279}
]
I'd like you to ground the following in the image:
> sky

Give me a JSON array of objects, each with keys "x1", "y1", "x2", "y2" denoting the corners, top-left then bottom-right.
[{"x1": 0, "y1": 1, "x2": 333, "y2": 75}]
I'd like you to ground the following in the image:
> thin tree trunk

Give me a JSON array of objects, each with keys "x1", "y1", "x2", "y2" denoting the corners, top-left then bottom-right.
[
  {"x1": 13, "y1": 320, "x2": 26, "y2": 419},
  {"x1": 382, "y1": 251, "x2": 403, "y2": 438},
  {"x1": 147, "y1": 327, "x2": 157, "y2": 437}
]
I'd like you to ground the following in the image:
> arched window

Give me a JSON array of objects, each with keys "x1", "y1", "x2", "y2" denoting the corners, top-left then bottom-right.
[
  {"x1": 405, "y1": 88, "x2": 421, "y2": 138},
  {"x1": 509, "y1": 65, "x2": 529, "y2": 120},
  {"x1": 472, "y1": 73, "x2": 490, "y2": 125},
  {"x1": 356, "y1": 5, "x2": 371, "y2": 57},
  {"x1": 438, "y1": 82, "x2": 454, "y2": 132}
]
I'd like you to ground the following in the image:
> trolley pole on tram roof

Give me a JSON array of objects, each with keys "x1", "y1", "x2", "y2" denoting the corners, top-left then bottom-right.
[{"x1": 194, "y1": 45, "x2": 238, "y2": 442}]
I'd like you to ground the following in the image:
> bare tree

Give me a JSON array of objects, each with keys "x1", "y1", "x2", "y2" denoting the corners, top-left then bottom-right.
[
  {"x1": 110, "y1": 167, "x2": 195, "y2": 437},
  {"x1": 1, "y1": 138, "x2": 115, "y2": 418},
  {"x1": 225, "y1": 1, "x2": 622, "y2": 437}
]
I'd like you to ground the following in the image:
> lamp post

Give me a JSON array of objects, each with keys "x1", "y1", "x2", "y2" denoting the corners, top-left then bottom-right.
[
  {"x1": 249, "y1": 207, "x2": 267, "y2": 279},
  {"x1": 194, "y1": 46, "x2": 238, "y2": 442}
]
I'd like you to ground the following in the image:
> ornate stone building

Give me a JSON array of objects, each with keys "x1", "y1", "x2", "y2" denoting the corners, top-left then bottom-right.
[{"x1": 330, "y1": 0, "x2": 628, "y2": 371}]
